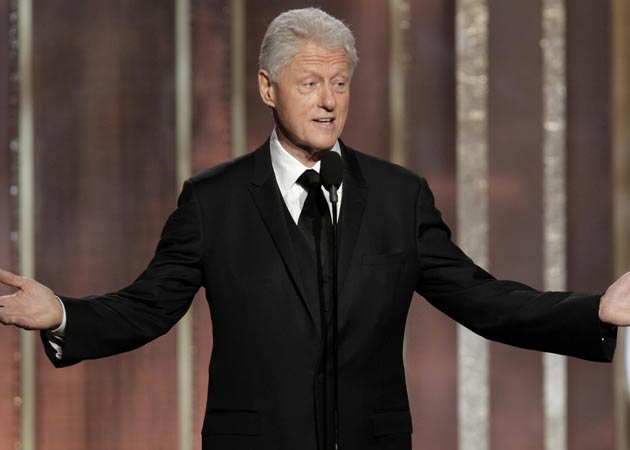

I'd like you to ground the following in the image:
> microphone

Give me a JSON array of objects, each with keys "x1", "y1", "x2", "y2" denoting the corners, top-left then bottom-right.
[
  {"x1": 320, "y1": 151, "x2": 343, "y2": 203},
  {"x1": 320, "y1": 150, "x2": 343, "y2": 450}
]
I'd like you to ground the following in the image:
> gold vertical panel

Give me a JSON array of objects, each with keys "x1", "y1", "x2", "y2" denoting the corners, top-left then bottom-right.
[
  {"x1": 388, "y1": 0, "x2": 409, "y2": 166},
  {"x1": 17, "y1": 0, "x2": 35, "y2": 449},
  {"x1": 176, "y1": 0, "x2": 192, "y2": 189},
  {"x1": 455, "y1": 1, "x2": 489, "y2": 450},
  {"x1": 612, "y1": 0, "x2": 630, "y2": 449},
  {"x1": 175, "y1": 0, "x2": 194, "y2": 450},
  {"x1": 541, "y1": 2, "x2": 568, "y2": 450},
  {"x1": 230, "y1": 0, "x2": 246, "y2": 157}
]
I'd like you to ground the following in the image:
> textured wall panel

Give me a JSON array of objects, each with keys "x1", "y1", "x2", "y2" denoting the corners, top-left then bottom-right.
[
  {"x1": 566, "y1": 1, "x2": 614, "y2": 449},
  {"x1": 612, "y1": 0, "x2": 630, "y2": 449},
  {"x1": 403, "y1": 1, "x2": 458, "y2": 449},
  {"x1": 541, "y1": 0, "x2": 568, "y2": 448},
  {"x1": 487, "y1": 1, "x2": 544, "y2": 449},
  {"x1": 0, "y1": 2, "x2": 20, "y2": 449},
  {"x1": 31, "y1": 1, "x2": 178, "y2": 449},
  {"x1": 456, "y1": 0, "x2": 490, "y2": 449},
  {"x1": 190, "y1": 1, "x2": 231, "y2": 448}
]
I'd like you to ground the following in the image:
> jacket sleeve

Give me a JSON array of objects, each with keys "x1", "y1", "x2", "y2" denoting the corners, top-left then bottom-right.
[
  {"x1": 41, "y1": 180, "x2": 204, "y2": 367},
  {"x1": 413, "y1": 177, "x2": 615, "y2": 362}
]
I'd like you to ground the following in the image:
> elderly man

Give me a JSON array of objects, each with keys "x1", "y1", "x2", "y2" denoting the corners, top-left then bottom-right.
[{"x1": 0, "y1": 7, "x2": 628, "y2": 450}]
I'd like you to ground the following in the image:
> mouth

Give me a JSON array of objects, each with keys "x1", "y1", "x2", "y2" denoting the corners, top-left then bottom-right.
[{"x1": 313, "y1": 118, "x2": 335, "y2": 127}]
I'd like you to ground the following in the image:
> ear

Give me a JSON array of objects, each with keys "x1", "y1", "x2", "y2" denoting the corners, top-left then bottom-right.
[{"x1": 258, "y1": 69, "x2": 276, "y2": 108}]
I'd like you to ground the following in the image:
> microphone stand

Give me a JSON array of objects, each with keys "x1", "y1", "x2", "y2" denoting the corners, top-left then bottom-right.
[
  {"x1": 329, "y1": 185, "x2": 339, "y2": 450},
  {"x1": 321, "y1": 151, "x2": 343, "y2": 450}
]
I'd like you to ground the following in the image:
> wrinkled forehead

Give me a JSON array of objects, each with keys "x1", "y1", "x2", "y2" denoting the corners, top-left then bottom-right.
[{"x1": 282, "y1": 42, "x2": 351, "y2": 77}]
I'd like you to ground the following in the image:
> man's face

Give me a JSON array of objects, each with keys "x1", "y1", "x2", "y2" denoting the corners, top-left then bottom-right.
[{"x1": 259, "y1": 42, "x2": 351, "y2": 161}]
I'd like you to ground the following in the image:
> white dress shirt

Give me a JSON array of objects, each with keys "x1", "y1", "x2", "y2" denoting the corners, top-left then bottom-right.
[
  {"x1": 48, "y1": 129, "x2": 344, "y2": 358},
  {"x1": 269, "y1": 128, "x2": 343, "y2": 223}
]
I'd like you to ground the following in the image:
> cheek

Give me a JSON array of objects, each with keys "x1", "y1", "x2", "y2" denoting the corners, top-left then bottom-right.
[
  {"x1": 338, "y1": 96, "x2": 350, "y2": 114},
  {"x1": 338, "y1": 103, "x2": 350, "y2": 125}
]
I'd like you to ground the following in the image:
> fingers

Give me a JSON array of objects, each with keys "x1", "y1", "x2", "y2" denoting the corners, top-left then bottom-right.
[
  {"x1": 0, "y1": 295, "x2": 18, "y2": 326},
  {"x1": 0, "y1": 269, "x2": 24, "y2": 289}
]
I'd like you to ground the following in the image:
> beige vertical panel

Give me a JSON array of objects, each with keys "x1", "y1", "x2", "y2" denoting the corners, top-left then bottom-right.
[
  {"x1": 388, "y1": 0, "x2": 409, "y2": 166},
  {"x1": 17, "y1": 0, "x2": 35, "y2": 449},
  {"x1": 230, "y1": 0, "x2": 246, "y2": 157},
  {"x1": 456, "y1": 1, "x2": 489, "y2": 450},
  {"x1": 612, "y1": 0, "x2": 630, "y2": 449},
  {"x1": 176, "y1": 1, "x2": 193, "y2": 450},
  {"x1": 541, "y1": 2, "x2": 568, "y2": 450}
]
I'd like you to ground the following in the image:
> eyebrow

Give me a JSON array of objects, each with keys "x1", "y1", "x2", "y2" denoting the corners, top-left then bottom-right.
[{"x1": 296, "y1": 69, "x2": 349, "y2": 79}]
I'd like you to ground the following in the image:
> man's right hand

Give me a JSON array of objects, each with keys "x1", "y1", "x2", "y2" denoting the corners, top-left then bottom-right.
[{"x1": 0, "y1": 269, "x2": 63, "y2": 330}]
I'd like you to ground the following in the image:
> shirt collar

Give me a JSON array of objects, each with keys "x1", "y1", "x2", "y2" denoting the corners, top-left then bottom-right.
[{"x1": 269, "y1": 128, "x2": 342, "y2": 197}]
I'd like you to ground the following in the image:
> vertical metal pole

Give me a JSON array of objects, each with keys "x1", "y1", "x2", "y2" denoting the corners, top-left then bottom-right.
[
  {"x1": 612, "y1": 0, "x2": 630, "y2": 448},
  {"x1": 17, "y1": 0, "x2": 35, "y2": 449},
  {"x1": 175, "y1": 0, "x2": 193, "y2": 449},
  {"x1": 388, "y1": 0, "x2": 409, "y2": 166},
  {"x1": 541, "y1": 2, "x2": 568, "y2": 450},
  {"x1": 230, "y1": 0, "x2": 246, "y2": 157},
  {"x1": 455, "y1": 1, "x2": 489, "y2": 449}
]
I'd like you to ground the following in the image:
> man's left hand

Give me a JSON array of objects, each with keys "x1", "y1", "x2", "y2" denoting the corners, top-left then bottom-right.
[{"x1": 600, "y1": 271, "x2": 630, "y2": 326}]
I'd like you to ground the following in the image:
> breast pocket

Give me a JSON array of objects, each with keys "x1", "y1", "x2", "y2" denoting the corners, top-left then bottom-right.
[
  {"x1": 357, "y1": 252, "x2": 407, "y2": 314},
  {"x1": 361, "y1": 251, "x2": 406, "y2": 266}
]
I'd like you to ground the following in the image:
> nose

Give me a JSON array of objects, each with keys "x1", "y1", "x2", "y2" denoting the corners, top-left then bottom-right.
[{"x1": 318, "y1": 83, "x2": 336, "y2": 111}]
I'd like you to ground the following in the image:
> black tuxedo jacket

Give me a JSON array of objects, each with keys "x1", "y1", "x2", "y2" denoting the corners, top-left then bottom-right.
[{"x1": 43, "y1": 141, "x2": 614, "y2": 450}]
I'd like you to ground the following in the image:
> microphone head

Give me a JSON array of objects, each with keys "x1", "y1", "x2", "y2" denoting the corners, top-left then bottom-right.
[{"x1": 320, "y1": 151, "x2": 344, "y2": 189}]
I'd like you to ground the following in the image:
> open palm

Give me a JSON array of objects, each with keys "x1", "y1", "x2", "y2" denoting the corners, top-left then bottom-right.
[{"x1": 0, "y1": 269, "x2": 62, "y2": 330}]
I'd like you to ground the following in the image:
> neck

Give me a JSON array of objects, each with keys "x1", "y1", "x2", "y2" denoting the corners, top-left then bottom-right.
[
  {"x1": 274, "y1": 128, "x2": 332, "y2": 168},
  {"x1": 284, "y1": 146, "x2": 327, "y2": 168}
]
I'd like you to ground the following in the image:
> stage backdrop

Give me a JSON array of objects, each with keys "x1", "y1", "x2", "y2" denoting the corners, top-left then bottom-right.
[{"x1": 0, "y1": 1, "x2": 627, "y2": 450}]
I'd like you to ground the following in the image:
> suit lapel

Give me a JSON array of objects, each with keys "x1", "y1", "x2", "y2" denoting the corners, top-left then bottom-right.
[
  {"x1": 248, "y1": 142, "x2": 320, "y2": 332},
  {"x1": 337, "y1": 142, "x2": 368, "y2": 296}
]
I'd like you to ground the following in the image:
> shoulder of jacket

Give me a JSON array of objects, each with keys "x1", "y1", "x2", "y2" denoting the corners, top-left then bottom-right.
[{"x1": 348, "y1": 146, "x2": 423, "y2": 187}]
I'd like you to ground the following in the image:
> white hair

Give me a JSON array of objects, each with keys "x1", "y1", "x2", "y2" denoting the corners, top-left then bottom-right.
[{"x1": 259, "y1": 7, "x2": 359, "y2": 81}]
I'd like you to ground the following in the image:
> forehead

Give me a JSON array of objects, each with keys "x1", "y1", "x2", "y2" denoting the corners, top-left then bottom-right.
[{"x1": 285, "y1": 42, "x2": 349, "y2": 74}]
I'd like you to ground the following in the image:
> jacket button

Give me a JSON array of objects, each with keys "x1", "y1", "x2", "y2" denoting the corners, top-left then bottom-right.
[{"x1": 318, "y1": 372, "x2": 325, "y2": 383}]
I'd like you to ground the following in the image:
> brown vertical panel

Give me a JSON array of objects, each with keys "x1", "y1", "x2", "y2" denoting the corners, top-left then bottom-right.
[
  {"x1": 191, "y1": 0, "x2": 231, "y2": 447},
  {"x1": 487, "y1": 1, "x2": 545, "y2": 449},
  {"x1": 403, "y1": 1, "x2": 458, "y2": 449},
  {"x1": 0, "y1": 1, "x2": 20, "y2": 448},
  {"x1": 32, "y1": 1, "x2": 178, "y2": 450},
  {"x1": 192, "y1": 0, "x2": 231, "y2": 171},
  {"x1": 566, "y1": 1, "x2": 614, "y2": 449}
]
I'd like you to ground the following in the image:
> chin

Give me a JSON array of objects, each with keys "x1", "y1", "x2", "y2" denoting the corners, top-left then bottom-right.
[{"x1": 308, "y1": 138, "x2": 338, "y2": 152}]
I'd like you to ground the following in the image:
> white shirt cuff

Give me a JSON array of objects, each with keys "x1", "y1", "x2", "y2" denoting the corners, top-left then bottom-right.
[
  {"x1": 46, "y1": 296, "x2": 66, "y2": 360},
  {"x1": 49, "y1": 295, "x2": 66, "y2": 337}
]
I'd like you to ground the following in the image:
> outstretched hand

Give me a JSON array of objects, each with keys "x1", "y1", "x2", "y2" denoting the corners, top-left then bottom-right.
[
  {"x1": 0, "y1": 269, "x2": 63, "y2": 330},
  {"x1": 600, "y1": 271, "x2": 630, "y2": 327}
]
